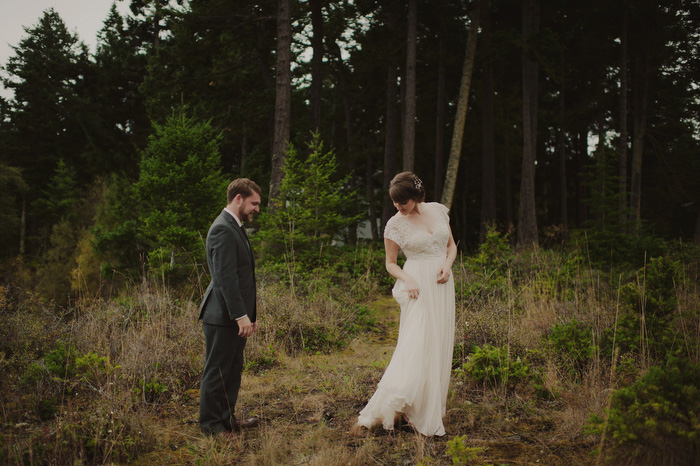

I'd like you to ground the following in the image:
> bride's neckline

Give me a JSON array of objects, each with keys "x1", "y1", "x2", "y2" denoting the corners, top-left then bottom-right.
[{"x1": 397, "y1": 203, "x2": 435, "y2": 235}]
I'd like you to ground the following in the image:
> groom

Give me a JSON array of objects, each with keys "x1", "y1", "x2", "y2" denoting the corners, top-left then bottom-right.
[{"x1": 199, "y1": 178, "x2": 262, "y2": 436}]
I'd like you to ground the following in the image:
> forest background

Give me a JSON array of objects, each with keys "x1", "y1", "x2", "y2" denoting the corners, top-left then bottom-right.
[{"x1": 1, "y1": 0, "x2": 699, "y2": 465}]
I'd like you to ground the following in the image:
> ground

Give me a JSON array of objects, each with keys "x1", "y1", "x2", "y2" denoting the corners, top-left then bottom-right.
[{"x1": 125, "y1": 295, "x2": 596, "y2": 466}]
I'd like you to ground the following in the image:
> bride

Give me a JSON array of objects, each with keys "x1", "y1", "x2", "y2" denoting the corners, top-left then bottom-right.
[{"x1": 356, "y1": 171, "x2": 457, "y2": 436}]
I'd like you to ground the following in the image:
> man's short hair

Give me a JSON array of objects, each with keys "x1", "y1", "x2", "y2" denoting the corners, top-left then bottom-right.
[{"x1": 227, "y1": 178, "x2": 262, "y2": 204}]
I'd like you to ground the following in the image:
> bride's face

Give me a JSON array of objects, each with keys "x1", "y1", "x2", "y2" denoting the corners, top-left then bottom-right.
[{"x1": 393, "y1": 198, "x2": 418, "y2": 215}]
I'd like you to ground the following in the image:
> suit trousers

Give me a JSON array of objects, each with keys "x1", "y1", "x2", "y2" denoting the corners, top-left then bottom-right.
[{"x1": 199, "y1": 323, "x2": 247, "y2": 434}]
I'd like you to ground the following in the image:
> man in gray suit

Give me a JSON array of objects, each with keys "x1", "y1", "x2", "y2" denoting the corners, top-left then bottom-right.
[{"x1": 199, "y1": 178, "x2": 262, "y2": 436}]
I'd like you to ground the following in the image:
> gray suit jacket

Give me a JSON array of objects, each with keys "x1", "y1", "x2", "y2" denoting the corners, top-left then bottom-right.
[{"x1": 198, "y1": 210, "x2": 256, "y2": 326}]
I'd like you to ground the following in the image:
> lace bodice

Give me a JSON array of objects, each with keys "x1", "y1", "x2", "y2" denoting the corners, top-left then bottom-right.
[{"x1": 384, "y1": 202, "x2": 450, "y2": 260}]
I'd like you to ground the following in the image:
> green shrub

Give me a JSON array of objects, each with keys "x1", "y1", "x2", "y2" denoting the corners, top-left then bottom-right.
[
  {"x1": 134, "y1": 378, "x2": 169, "y2": 403},
  {"x1": 465, "y1": 228, "x2": 513, "y2": 294},
  {"x1": 41, "y1": 340, "x2": 77, "y2": 380},
  {"x1": 587, "y1": 358, "x2": 700, "y2": 465},
  {"x1": 133, "y1": 108, "x2": 229, "y2": 270},
  {"x1": 570, "y1": 229, "x2": 668, "y2": 270},
  {"x1": 602, "y1": 256, "x2": 683, "y2": 361},
  {"x1": 256, "y1": 132, "x2": 361, "y2": 267},
  {"x1": 445, "y1": 435, "x2": 482, "y2": 465},
  {"x1": 75, "y1": 352, "x2": 119, "y2": 383},
  {"x1": 547, "y1": 319, "x2": 594, "y2": 375},
  {"x1": 458, "y1": 344, "x2": 533, "y2": 389},
  {"x1": 10, "y1": 405, "x2": 154, "y2": 465},
  {"x1": 245, "y1": 344, "x2": 280, "y2": 373},
  {"x1": 621, "y1": 256, "x2": 681, "y2": 320}
]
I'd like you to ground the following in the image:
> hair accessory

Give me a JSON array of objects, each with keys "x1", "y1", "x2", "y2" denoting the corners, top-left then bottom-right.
[{"x1": 413, "y1": 176, "x2": 423, "y2": 191}]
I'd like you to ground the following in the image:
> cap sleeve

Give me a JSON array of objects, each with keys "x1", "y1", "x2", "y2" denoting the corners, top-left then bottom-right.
[
  {"x1": 383, "y1": 215, "x2": 404, "y2": 247},
  {"x1": 432, "y1": 202, "x2": 450, "y2": 223}
]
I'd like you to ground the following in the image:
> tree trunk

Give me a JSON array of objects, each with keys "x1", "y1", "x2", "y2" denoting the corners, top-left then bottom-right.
[
  {"x1": 382, "y1": 62, "x2": 400, "y2": 232},
  {"x1": 517, "y1": 0, "x2": 540, "y2": 250},
  {"x1": 576, "y1": 130, "x2": 588, "y2": 227},
  {"x1": 328, "y1": 38, "x2": 359, "y2": 244},
  {"x1": 618, "y1": 9, "x2": 629, "y2": 232},
  {"x1": 269, "y1": 0, "x2": 292, "y2": 202},
  {"x1": 480, "y1": 0, "x2": 496, "y2": 236},
  {"x1": 366, "y1": 153, "x2": 378, "y2": 241},
  {"x1": 440, "y1": 4, "x2": 480, "y2": 211},
  {"x1": 20, "y1": 194, "x2": 26, "y2": 256},
  {"x1": 309, "y1": 0, "x2": 324, "y2": 133},
  {"x1": 433, "y1": 23, "x2": 447, "y2": 202},
  {"x1": 557, "y1": 87, "x2": 568, "y2": 232},
  {"x1": 382, "y1": 2, "x2": 400, "y2": 232},
  {"x1": 630, "y1": 50, "x2": 649, "y2": 234},
  {"x1": 694, "y1": 206, "x2": 700, "y2": 244},
  {"x1": 402, "y1": 0, "x2": 417, "y2": 172},
  {"x1": 505, "y1": 143, "x2": 514, "y2": 232},
  {"x1": 254, "y1": 25, "x2": 276, "y2": 159}
]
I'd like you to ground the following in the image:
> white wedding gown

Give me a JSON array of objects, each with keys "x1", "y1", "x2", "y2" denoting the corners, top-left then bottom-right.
[{"x1": 358, "y1": 202, "x2": 455, "y2": 436}]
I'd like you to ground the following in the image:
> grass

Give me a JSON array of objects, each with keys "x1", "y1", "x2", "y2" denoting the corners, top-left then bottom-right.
[{"x1": 1, "y1": 239, "x2": 699, "y2": 465}]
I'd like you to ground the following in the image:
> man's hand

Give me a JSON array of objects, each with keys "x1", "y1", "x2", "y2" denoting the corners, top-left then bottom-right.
[{"x1": 237, "y1": 315, "x2": 254, "y2": 337}]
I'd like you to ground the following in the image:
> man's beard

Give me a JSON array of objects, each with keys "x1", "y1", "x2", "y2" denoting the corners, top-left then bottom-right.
[{"x1": 238, "y1": 208, "x2": 251, "y2": 222}]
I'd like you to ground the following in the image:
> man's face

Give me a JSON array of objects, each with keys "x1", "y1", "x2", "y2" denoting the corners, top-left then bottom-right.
[{"x1": 237, "y1": 192, "x2": 261, "y2": 222}]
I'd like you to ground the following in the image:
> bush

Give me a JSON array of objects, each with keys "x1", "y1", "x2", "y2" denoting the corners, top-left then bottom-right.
[
  {"x1": 465, "y1": 227, "x2": 514, "y2": 293},
  {"x1": 587, "y1": 358, "x2": 700, "y2": 465},
  {"x1": 458, "y1": 344, "x2": 533, "y2": 390},
  {"x1": 547, "y1": 319, "x2": 594, "y2": 376},
  {"x1": 602, "y1": 256, "x2": 684, "y2": 361},
  {"x1": 133, "y1": 108, "x2": 228, "y2": 269},
  {"x1": 256, "y1": 132, "x2": 361, "y2": 267},
  {"x1": 570, "y1": 229, "x2": 668, "y2": 270}
]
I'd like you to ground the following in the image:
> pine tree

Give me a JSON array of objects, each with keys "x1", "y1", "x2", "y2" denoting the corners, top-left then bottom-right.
[{"x1": 133, "y1": 109, "x2": 228, "y2": 268}]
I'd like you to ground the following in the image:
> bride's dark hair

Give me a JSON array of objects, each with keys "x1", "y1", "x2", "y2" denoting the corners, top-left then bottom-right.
[{"x1": 389, "y1": 172, "x2": 425, "y2": 203}]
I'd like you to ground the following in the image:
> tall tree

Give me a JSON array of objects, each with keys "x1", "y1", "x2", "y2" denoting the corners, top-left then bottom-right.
[
  {"x1": 309, "y1": 0, "x2": 324, "y2": 133},
  {"x1": 480, "y1": 0, "x2": 496, "y2": 235},
  {"x1": 270, "y1": 0, "x2": 292, "y2": 202},
  {"x1": 557, "y1": 88, "x2": 568, "y2": 232},
  {"x1": 88, "y1": 5, "x2": 150, "y2": 177},
  {"x1": 133, "y1": 109, "x2": 228, "y2": 264},
  {"x1": 0, "y1": 164, "x2": 28, "y2": 257},
  {"x1": 618, "y1": 7, "x2": 629, "y2": 232},
  {"x1": 441, "y1": 3, "x2": 480, "y2": 211},
  {"x1": 629, "y1": 8, "x2": 650, "y2": 234},
  {"x1": 140, "y1": 0, "x2": 276, "y2": 180},
  {"x1": 402, "y1": 0, "x2": 417, "y2": 172},
  {"x1": 434, "y1": 16, "x2": 447, "y2": 202},
  {"x1": 517, "y1": 0, "x2": 540, "y2": 249},
  {"x1": 1, "y1": 9, "x2": 91, "y2": 253},
  {"x1": 382, "y1": 0, "x2": 401, "y2": 231}
]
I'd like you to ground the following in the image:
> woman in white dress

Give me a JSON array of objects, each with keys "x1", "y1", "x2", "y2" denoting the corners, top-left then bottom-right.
[{"x1": 356, "y1": 172, "x2": 457, "y2": 436}]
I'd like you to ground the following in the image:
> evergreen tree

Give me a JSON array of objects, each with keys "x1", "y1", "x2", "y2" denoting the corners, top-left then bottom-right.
[
  {"x1": 133, "y1": 109, "x2": 228, "y2": 268},
  {"x1": 34, "y1": 159, "x2": 79, "y2": 225},
  {"x1": 258, "y1": 132, "x2": 361, "y2": 265},
  {"x1": 0, "y1": 9, "x2": 91, "y2": 254},
  {"x1": 0, "y1": 164, "x2": 28, "y2": 257},
  {"x1": 83, "y1": 4, "x2": 150, "y2": 178}
]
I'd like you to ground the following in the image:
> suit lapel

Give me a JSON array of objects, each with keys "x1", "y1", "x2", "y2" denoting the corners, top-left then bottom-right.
[{"x1": 222, "y1": 210, "x2": 254, "y2": 263}]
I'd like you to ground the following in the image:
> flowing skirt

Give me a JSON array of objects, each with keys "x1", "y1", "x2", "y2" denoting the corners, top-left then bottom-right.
[{"x1": 357, "y1": 256, "x2": 455, "y2": 436}]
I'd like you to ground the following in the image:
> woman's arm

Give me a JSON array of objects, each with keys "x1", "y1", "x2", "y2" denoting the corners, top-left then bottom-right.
[
  {"x1": 437, "y1": 226, "x2": 457, "y2": 284},
  {"x1": 385, "y1": 237, "x2": 420, "y2": 298}
]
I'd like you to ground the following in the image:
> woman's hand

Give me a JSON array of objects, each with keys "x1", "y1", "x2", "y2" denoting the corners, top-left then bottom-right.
[
  {"x1": 405, "y1": 276, "x2": 420, "y2": 299},
  {"x1": 436, "y1": 265, "x2": 451, "y2": 284}
]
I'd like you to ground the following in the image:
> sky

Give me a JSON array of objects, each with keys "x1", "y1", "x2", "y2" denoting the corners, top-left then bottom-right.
[{"x1": 1, "y1": 0, "x2": 131, "y2": 97}]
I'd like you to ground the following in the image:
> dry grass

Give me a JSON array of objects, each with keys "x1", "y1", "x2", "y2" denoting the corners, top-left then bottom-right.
[{"x1": 2, "y1": 243, "x2": 699, "y2": 465}]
